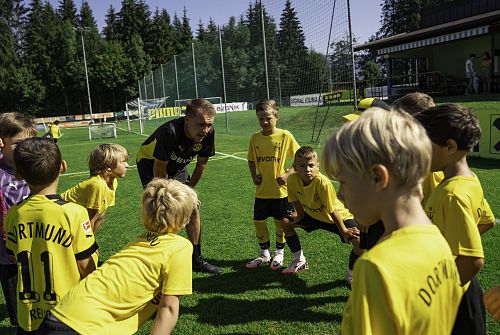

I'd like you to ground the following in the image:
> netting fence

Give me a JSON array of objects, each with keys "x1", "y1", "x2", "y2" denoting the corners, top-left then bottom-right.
[{"x1": 137, "y1": 0, "x2": 358, "y2": 141}]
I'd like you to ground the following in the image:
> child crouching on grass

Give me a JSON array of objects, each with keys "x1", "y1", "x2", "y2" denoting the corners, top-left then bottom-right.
[
  {"x1": 324, "y1": 108, "x2": 463, "y2": 334},
  {"x1": 38, "y1": 178, "x2": 197, "y2": 335},
  {"x1": 281, "y1": 146, "x2": 361, "y2": 284},
  {"x1": 62, "y1": 144, "x2": 129, "y2": 233}
]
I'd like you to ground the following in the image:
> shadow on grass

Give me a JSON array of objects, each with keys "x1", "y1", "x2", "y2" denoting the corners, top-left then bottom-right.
[
  {"x1": 468, "y1": 157, "x2": 500, "y2": 170},
  {"x1": 193, "y1": 260, "x2": 347, "y2": 295},
  {"x1": 0, "y1": 303, "x2": 16, "y2": 335},
  {"x1": 183, "y1": 295, "x2": 346, "y2": 326}
]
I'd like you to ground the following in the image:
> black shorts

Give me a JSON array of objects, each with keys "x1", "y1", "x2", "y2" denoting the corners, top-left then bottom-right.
[
  {"x1": 137, "y1": 159, "x2": 189, "y2": 188},
  {"x1": 451, "y1": 277, "x2": 486, "y2": 335},
  {"x1": 253, "y1": 197, "x2": 294, "y2": 221},
  {"x1": 360, "y1": 221, "x2": 385, "y2": 250},
  {"x1": 295, "y1": 213, "x2": 357, "y2": 244}
]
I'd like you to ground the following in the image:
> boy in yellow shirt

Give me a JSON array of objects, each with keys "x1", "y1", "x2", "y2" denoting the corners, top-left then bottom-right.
[
  {"x1": 281, "y1": 146, "x2": 361, "y2": 282},
  {"x1": 5, "y1": 138, "x2": 97, "y2": 333},
  {"x1": 38, "y1": 178, "x2": 196, "y2": 335},
  {"x1": 324, "y1": 108, "x2": 463, "y2": 335},
  {"x1": 246, "y1": 99, "x2": 300, "y2": 270},
  {"x1": 416, "y1": 104, "x2": 487, "y2": 334},
  {"x1": 62, "y1": 144, "x2": 129, "y2": 233}
]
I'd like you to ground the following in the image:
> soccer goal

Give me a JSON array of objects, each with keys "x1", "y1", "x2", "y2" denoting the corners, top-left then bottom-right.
[{"x1": 88, "y1": 123, "x2": 117, "y2": 141}]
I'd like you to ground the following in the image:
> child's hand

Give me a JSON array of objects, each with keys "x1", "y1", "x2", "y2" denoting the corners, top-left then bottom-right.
[
  {"x1": 253, "y1": 174, "x2": 262, "y2": 185},
  {"x1": 342, "y1": 227, "x2": 360, "y2": 243},
  {"x1": 276, "y1": 173, "x2": 288, "y2": 185},
  {"x1": 484, "y1": 286, "x2": 500, "y2": 321}
]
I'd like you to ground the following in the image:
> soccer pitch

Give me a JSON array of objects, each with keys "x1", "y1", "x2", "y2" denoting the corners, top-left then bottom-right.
[{"x1": 0, "y1": 105, "x2": 498, "y2": 334}]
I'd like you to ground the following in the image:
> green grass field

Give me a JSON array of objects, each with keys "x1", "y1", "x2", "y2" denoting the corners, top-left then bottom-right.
[{"x1": 0, "y1": 102, "x2": 498, "y2": 334}]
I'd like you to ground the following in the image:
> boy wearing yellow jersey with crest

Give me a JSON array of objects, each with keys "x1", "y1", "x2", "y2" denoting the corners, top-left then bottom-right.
[
  {"x1": 61, "y1": 144, "x2": 129, "y2": 233},
  {"x1": 324, "y1": 108, "x2": 462, "y2": 335},
  {"x1": 281, "y1": 147, "x2": 361, "y2": 281},
  {"x1": 416, "y1": 104, "x2": 487, "y2": 335},
  {"x1": 5, "y1": 138, "x2": 97, "y2": 333},
  {"x1": 38, "y1": 178, "x2": 196, "y2": 335},
  {"x1": 246, "y1": 99, "x2": 300, "y2": 270}
]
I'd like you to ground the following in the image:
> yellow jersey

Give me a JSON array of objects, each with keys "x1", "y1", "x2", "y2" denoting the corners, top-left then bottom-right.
[
  {"x1": 51, "y1": 232, "x2": 192, "y2": 334},
  {"x1": 342, "y1": 225, "x2": 462, "y2": 335},
  {"x1": 287, "y1": 172, "x2": 353, "y2": 222},
  {"x1": 422, "y1": 171, "x2": 494, "y2": 226},
  {"x1": 50, "y1": 124, "x2": 61, "y2": 139},
  {"x1": 247, "y1": 129, "x2": 300, "y2": 199},
  {"x1": 5, "y1": 194, "x2": 97, "y2": 331}
]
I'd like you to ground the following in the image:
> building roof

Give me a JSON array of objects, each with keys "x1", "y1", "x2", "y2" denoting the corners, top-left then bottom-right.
[{"x1": 355, "y1": 9, "x2": 500, "y2": 52}]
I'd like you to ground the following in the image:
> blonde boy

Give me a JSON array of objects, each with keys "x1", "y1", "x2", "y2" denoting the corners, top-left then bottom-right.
[
  {"x1": 324, "y1": 108, "x2": 462, "y2": 334},
  {"x1": 246, "y1": 99, "x2": 300, "y2": 270},
  {"x1": 62, "y1": 144, "x2": 129, "y2": 233},
  {"x1": 281, "y1": 147, "x2": 361, "y2": 280},
  {"x1": 38, "y1": 179, "x2": 196, "y2": 335},
  {"x1": 5, "y1": 138, "x2": 97, "y2": 333},
  {"x1": 415, "y1": 104, "x2": 486, "y2": 334}
]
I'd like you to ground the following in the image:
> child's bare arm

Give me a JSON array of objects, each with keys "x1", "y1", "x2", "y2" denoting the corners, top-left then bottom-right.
[
  {"x1": 455, "y1": 255, "x2": 484, "y2": 286},
  {"x1": 276, "y1": 166, "x2": 294, "y2": 185},
  {"x1": 248, "y1": 161, "x2": 261, "y2": 185},
  {"x1": 151, "y1": 295, "x2": 180, "y2": 335},
  {"x1": 478, "y1": 222, "x2": 495, "y2": 234},
  {"x1": 484, "y1": 286, "x2": 500, "y2": 321},
  {"x1": 77, "y1": 256, "x2": 96, "y2": 279},
  {"x1": 331, "y1": 210, "x2": 359, "y2": 242}
]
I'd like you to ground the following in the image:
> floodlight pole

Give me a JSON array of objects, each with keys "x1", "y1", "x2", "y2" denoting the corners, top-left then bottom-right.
[
  {"x1": 75, "y1": 27, "x2": 93, "y2": 122},
  {"x1": 347, "y1": 0, "x2": 357, "y2": 108},
  {"x1": 218, "y1": 26, "x2": 228, "y2": 132},
  {"x1": 174, "y1": 55, "x2": 180, "y2": 103},
  {"x1": 160, "y1": 64, "x2": 166, "y2": 98},
  {"x1": 192, "y1": 43, "x2": 199, "y2": 98},
  {"x1": 277, "y1": 65, "x2": 283, "y2": 106},
  {"x1": 151, "y1": 71, "x2": 156, "y2": 100},
  {"x1": 260, "y1": 0, "x2": 270, "y2": 99}
]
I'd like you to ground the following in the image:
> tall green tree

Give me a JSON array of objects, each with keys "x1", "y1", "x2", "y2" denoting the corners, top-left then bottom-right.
[
  {"x1": 277, "y1": 0, "x2": 308, "y2": 96},
  {"x1": 148, "y1": 8, "x2": 175, "y2": 66},
  {"x1": 102, "y1": 5, "x2": 118, "y2": 41},
  {"x1": 57, "y1": 0, "x2": 77, "y2": 25}
]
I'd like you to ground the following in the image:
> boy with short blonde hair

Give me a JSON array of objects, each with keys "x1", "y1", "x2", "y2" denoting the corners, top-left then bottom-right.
[
  {"x1": 39, "y1": 179, "x2": 196, "y2": 335},
  {"x1": 246, "y1": 99, "x2": 300, "y2": 270},
  {"x1": 0, "y1": 112, "x2": 37, "y2": 326},
  {"x1": 415, "y1": 103, "x2": 486, "y2": 335},
  {"x1": 281, "y1": 146, "x2": 361, "y2": 280},
  {"x1": 62, "y1": 144, "x2": 129, "y2": 233},
  {"x1": 324, "y1": 108, "x2": 463, "y2": 334},
  {"x1": 6, "y1": 138, "x2": 97, "y2": 333}
]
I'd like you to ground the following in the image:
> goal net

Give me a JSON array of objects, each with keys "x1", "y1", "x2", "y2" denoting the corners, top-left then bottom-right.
[
  {"x1": 124, "y1": 97, "x2": 178, "y2": 134},
  {"x1": 174, "y1": 97, "x2": 222, "y2": 113},
  {"x1": 88, "y1": 123, "x2": 117, "y2": 140}
]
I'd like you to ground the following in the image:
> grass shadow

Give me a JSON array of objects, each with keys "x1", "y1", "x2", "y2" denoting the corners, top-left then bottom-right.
[
  {"x1": 193, "y1": 260, "x2": 347, "y2": 295},
  {"x1": 183, "y1": 295, "x2": 346, "y2": 326}
]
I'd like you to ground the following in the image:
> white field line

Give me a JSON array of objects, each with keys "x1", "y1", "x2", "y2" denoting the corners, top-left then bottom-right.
[{"x1": 61, "y1": 151, "x2": 247, "y2": 177}]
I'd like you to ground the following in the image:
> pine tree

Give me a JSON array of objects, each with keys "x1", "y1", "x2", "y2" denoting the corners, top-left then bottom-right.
[
  {"x1": 148, "y1": 8, "x2": 175, "y2": 66},
  {"x1": 277, "y1": 0, "x2": 308, "y2": 96},
  {"x1": 103, "y1": 5, "x2": 118, "y2": 41},
  {"x1": 57, "y1": 0, "x2": 77, "y2": 25}
]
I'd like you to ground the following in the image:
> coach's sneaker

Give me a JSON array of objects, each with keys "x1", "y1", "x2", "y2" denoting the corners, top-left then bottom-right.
[
  {"x1": 282, "y1": 258, "x2": 308, "y2": 275},
  {"x1": 345, "y1": 269, "x2": 353, "y2": 288},
  {"x1": 193, "y1": 257, "x2": 223, "y2": 275},
  {"x1": 270, "y1": 250, "x2": 284, "y2": 270},
  {"x1": 245, "y1": 254, "x2": 271, "y2": 269}
]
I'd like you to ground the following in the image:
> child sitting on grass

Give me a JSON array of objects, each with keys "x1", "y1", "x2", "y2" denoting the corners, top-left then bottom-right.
[
  {"x1": 38, "y1": 178, "x2": 197, "y2": 335},
  {"x1": 62, "y1": 144, "x2": 129, "y2": 233},
  {"x1": 324, "y1": 107, "x2": 463, "y2": 334},
  {"x1": 281, "y1": 146, "x2": 361, "y2": 284},
  {"x1": 246, "y1": 99, "x2": 300, "y2": 270}
]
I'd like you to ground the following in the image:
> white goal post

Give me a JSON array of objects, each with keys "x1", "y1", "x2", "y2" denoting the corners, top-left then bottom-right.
[{"x1": 88, "y1": 123, "x2": 117, "y2": 141}]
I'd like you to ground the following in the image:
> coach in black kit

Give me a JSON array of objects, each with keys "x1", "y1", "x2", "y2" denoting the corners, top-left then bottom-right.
[{"x1": 136, "y1": 98, "x2": 222, "y2": 274}]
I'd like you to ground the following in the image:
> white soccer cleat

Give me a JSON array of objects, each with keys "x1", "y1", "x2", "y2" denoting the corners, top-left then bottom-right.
[
  {"x1": 245, "y1": 255, "x2": 271, "y2": 269},
  {"x1": 282, "y1": 258, "x2": 308, "y2": 275},
  {"x1": 270, "y1": 251, "x2": 284, "y2": 270}
]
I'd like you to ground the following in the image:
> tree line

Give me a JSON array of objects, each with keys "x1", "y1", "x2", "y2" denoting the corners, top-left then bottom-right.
[{"x1": 1, "y1": 0, "x2": 455, "y2": 117}]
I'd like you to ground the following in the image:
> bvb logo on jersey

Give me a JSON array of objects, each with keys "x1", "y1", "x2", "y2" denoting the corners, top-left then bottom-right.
[
  {"x1": 193, "y1": 143, "x2": 202, "y2": 152},
  {"x1": 314, "y1": 193, "x2": 320, "y2": 203}
]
